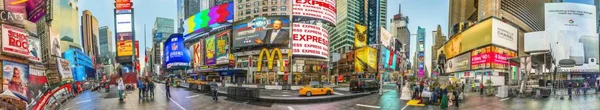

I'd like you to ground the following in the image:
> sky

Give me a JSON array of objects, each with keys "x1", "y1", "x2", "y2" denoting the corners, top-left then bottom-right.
[
  {"x1": 78, "y1": 0, "x2": 177, "y2": 70},
  {"x1": 386, "y1": 0, "x2": 449, "y2": 73}
]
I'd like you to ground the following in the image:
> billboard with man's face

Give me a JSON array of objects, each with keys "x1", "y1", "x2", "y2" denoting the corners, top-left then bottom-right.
[{"x1": 232, "y1": 16, "x2": 290, "y2": 49}]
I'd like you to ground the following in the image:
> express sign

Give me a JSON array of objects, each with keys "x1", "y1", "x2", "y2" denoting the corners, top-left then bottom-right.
[
  {"x1": 291, "y1": 23, "x2": 329, "y2": 58},
  {"x1": 2, "y1": 25, "x2": 30, "y2": 57}
]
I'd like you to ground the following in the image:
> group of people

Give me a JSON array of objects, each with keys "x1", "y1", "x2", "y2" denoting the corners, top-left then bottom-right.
[
  {"x1": 567, "y1": 81, "x2": 600, "y2": 99},
  {"x1": 137, "y1": 77, "x2": 155, "y2": 100},
  {"x1": 400, "y1": 79, "x2": 466, "y2": 109}
]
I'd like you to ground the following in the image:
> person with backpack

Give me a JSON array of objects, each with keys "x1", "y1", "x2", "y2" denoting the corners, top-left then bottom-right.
[{"x1": 210, "y1": 79, "x2": 219, "y2": 102}]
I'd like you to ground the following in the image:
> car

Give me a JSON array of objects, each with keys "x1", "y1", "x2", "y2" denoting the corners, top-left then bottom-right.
[
  {"x1": 299, "y1": 85, "x2": 334, "y2": 96},
  {"x1": 349, "y1": 78, "x2": 379, "y2": 93}
]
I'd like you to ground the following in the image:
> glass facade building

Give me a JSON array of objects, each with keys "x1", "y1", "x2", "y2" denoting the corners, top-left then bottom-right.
[{"x1": 63, "y1": 48, "x2": 95, "y2": 81}]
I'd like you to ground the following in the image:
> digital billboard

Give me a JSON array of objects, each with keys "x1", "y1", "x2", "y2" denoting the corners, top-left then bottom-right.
[
  {"x1": 5, "y1": 0, "x2": 27, "y2": 18},
  {"x1": 291, "y1": 23, "x2": 329, "y2": 58},
  {"x1": 115, "y1": 0, "x2": 132, "y2": 10},
  {"x1": 25, "y1": 0, "x2": 46, "y2": 22},
  {"x1": 164, "y1": 34, "x2": 191, "y2": 69},
  {"x1": 442, "y1": 18, "x2": 518, "y2": 59},
  {"x1": 116, "y1": 13, "x2": 132, "y2": 33},
  {"x1": 2, "y1": 25, "x2": 31, "y2": 58},
  {"x1": 2, "y1": 61, "x2": 29, "y2": 102},
  {"x1": 354, "y1": 24, "x2": 367, "y2": 48},
  {"x1": 471, "y1": 46, "x2": 517, "y2": 69},
  {"x1": 355, "y1": 47, "x2": 377, "y2": 72},
  {"x1": 292, "y1": 0, "x2": 336, "y2": 24},
  {"x1": 232, "y1": 16, "x2": 291, "y2": 48},
  {"x1": 192, "y1": 39, "x2": 205, "y2": 67},
  {"x1": 116, "y1": 32, "x2": 133, "y2": 56},
  {"x1": 215, "y1": 30, "x2": 230, "y2": 65},
  {"x1": 445, "y1": 52, "x2": 471, "y2": 73},
  {"x1": 205, "y1": 36, "x2": 216, "y2": 65},
  {"x1": 183, "y1": 2, "x2": 233, "y2": 35}
]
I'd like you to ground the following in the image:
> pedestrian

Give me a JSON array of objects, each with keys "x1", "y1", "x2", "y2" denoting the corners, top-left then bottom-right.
[
  {"x1": 568, "y1": 82, "x2": 573, "y2": 99},
  {"x1": 210, "y1": 79, "x2": 219, "y2": 102},
  {"x1": 453, "y1": 88, "x2": 460, "y2": 107},
  {"x1": 461, "y1": 83, "x2": 465, "y2": 93},
  {"x1": 117, "y1": 77, "x2": 125, "y2": 101},
  {"x1": 149, "y1": 79, "x2": 155, "y2": 98},
  {"x1": 471, "y1": 83, "x2": 475, "y2": 92},
  {"x1": 480, "y1": 83, "x2": 485, "y2": 95},
  {"x1": 440, "y1": 85, "x2": 448, "y2": 109},
  {"x1": 166, "y1": 77, "x2": 171, "y2": 98},
  {"x1": 596, "y1": 81, "x2": 599, "y2": 94},
  {"x1": 584, "y1": 82, "x2": 589, "y2": 95},
  {"x1": 137, "y1": 77, "x2": 145, "y2": 100}
]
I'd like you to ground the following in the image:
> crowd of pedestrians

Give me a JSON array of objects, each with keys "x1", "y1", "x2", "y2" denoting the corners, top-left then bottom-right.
[{"x1": 399, "y1": 78, "x2": 467, "y2": 109}]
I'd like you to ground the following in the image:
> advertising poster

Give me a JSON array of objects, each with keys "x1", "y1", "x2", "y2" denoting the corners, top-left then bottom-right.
[
  {"x1": 354, "y1": 24, "x2": 367, "y2": 48},
  {"x1": 164, "y1": 34, "x2": 191, "y2": 69},
  {"x1": 25, "y1": 0, "x2": 46, "y2": 22},
  {"x1": 232, "y1": 16, "x2": 290, "y2": 48},
  {"x1": 57, "y1": 58, "x2": 73, "y2": 80},
  {"x1": 184, "y1": 2, "x2": 233, "y2": 35},
  {"x1": 116, "y1": 32, "x2": 133, "y2": 56},
  {"x1": 445, "y1": 52, "x2": 471, "y2": 73},
  {"x1": 28, "y1": 37, "x2": 41, "y2": 62},
  {"x1": 2, "y1": 61, "x2": 29, "y2": 102},
  {"x1": 50, "y1": 27, "x2": 62, "y2": 57},
  {"x1": 2, "y1": 25, "x2": 31, "y2": 58},
  {"x1": 192, "y1": 39, "x2": 205, "y2": 67},
  {"x1": 292, "y1": 0, "x2": 336, "y2": 24},
  {"x1": 380, "y1": 27, "x2": 393, "y2": 47},
  {"x1": 545, "y1": 3, "x2": 598, "y2": 72},
  {"x1": 5, "y1": 0, "x2": 27, "y2": 18},
  {"x1": 27, "y1": 68, "x2": 46, "y2": 106},
  {"x1": 291, "y1": 23, "x2": 329, "y2": 58},
  {"x1": 216, "y1": 30, "x2": 230, "y2": 65},
  {"x1": 116, "y1": 13, "x2": 132, "y2": 33},
  {"x1": 205, "y1": 36, "x2": 216, "y2": 65},
  {"x1": 471, "y1": 46, "x2": 517, "y2": 69},
  {"x1": 491, "y1": 19, "x2": 518, "y2": 51},
  {"x1": 355, "y1": 47, "x2": 377, "y2": 72}
]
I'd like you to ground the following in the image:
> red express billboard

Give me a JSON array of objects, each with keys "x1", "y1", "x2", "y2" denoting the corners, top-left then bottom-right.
[
  {"x1": 293, "y1": 0, "x2": 336, "y2": 24},
  {"x1": 291, "y1": 23, "x2": 329, "y2": 58}
]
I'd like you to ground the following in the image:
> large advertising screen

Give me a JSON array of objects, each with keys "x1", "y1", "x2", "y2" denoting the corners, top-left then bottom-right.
[
  {"x1": 2, "y1": 25, "x2": 31, "y2": 58},
  {"x1": 354, "y1": 24, "x2": 367, "y2": 48},
  {"x1": 355, "y1": 47, "x2": 377, "y2": 72},
  {"x1": 183, "y1": 2, "x2": 233, "y2": 36},
  {"x1": 545, "y1": 3, "x2": 598, "y2": 72},
  {"x1": 164, "y1": 34, "x2": 191, "y2": 69},
  {"x1": 291, "y1": 23, "x2": 329, "y2": 58},
  {"x1": 442, "y1": 18, "x2": 518, "y2": 59},
  {"x1": 5, "y1": 0, "x2": 27, "y2": 18},
  {"x1": 116, "y1": 13, "x2": 132, "y2": 33},
  {"x1": 28, "y1": 36, "x2": 41, "y2": 62},
  {"x1": 25, "y1": 0, "x2": 46, "y2": 22},
  {"x1": 471, "y1": 46, "x2": 517, "y2": 69},
  {"x1": 192, "y1": 39, "x2": 205, "y2": 67},
  {"x1": 232, "y1": 16, "x2": 291, "y2": 48},
  {"x1": 2, "y1": 61, "x2": 29, "y2": 102},
  {"x1": 116, "y1": 32, "x2": 133, "y2": 56},
  {"x1": 292, "y1": 0, "x2": 336, "y2": 24},
  {"x1": 205, "y1": 36, "x2": 216, "y2": 65},
  {"x1": 215, "y1": 30, "x2": 230, "y2": 65},
  {"x1": 445, "y1": 52, "x2": 471, "y2": 73}
]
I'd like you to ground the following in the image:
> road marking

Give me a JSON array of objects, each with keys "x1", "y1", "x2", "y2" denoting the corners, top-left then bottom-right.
[
  {"x1": 401, "y1": 105, "x2": 409, "y2": 110},
  {"x1": 500, "y1": 98, "x2": 510, "y2": 101},
  {"x1": 76, "y1": 100, "x2": 91, "y2": 104},
  {"x1": 287, "y1": 106, "x2": 295, "y2": 110},
  {"x1": 186, "y1": 95, "x2": 200, "y2": 98},
  {"x1": 334, "y1": 92, "x2": 344, "y2": 95},
  {"x1": 281, "y1": 95, "x2": 291, "y2": 96},
  {"x1": 356, "y1": 104, "x2": 380, "y2": 109},
  {"x1": 169, "y1": 97, "x2": 186, "y2": 110}
]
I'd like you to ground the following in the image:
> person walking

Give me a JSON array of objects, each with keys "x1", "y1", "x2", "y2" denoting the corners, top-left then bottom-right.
[
  {"x1": 568, "y1": 82, "x2": 573, "y2": 99},
  {"x1": 210, "y1": 79, "x2": 219, "y2": 102},
  {"x1": 137, "y1": 77, "x2": 146, "y2": 100},
  {"x1": 166, "y1": 77, "x2": 171, "y2": 98},
  {"x1": 148, "y1": 79, "x2": 155, "y2": 98},
  {"x1": 584, "y1": 82, "x2": 589, "y2": 95},
  {"x1": 453, "y1": 88, "x2": 460, "y2": 108},
  {"x1": 480, "y1": 83, "x2": 485, "y2": 95},
  {"x1": 471, "y1": 83, "x2": 475, "y2": 92},
  {"x1": 117, "y1": 77, "x2": 125, "y2": 101}
]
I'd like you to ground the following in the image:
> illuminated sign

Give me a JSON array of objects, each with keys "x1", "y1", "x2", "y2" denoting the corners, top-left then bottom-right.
[
  {"x1": 183, "y1": 2, "x2": 233, "y2": 35},
  {"x1": 292, "y1": 0, "x2": 336, "y2": 24},
  {"x1": 257, "y1": 48, "x2": 285, "y2": 72},
  {"x1": 232, "y1": 16, "x2": 290, "y2": 48},
  {"x1": 116, "y1": 32, "x2": 133, "y2": 56},
  {"x1": 164, "y1": 34, "x2": 191, "y2": 69},
  {"x1": 291, "y1": 23, "x2": 328, "y2": 58},
  {"x1": 116, "y1": 14, "x2": 132, "y2": 33},
  {"x1": 471, "y1": 46, "x2": 517, "y2": 69},
  {"x1": 354, "y1": 24, "x2": 367, "y2": 48},
  {"x1": 2, "y1": 24, "x2": 30, "y2": 58},
  {"x1": 355, "y1": 47, "x2": 377, "y2": 72}
]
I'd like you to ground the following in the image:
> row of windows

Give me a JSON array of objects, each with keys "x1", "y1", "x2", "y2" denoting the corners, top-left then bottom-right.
[
  {"x1": 236, "y1": 13, "x2": 287, "y2": 21},
  {"x1": 238, "y1": 6, "x2": 287, "y2": 16},
  {"x1": 237, "y1": 0, "x2": 287, "y2": 6}
]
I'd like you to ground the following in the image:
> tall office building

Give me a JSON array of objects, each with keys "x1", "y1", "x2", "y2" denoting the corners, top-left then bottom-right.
[
  {"x1": 81, "y1": 10, "x2": 99, "y2": 59},
  {"x1": 416, "y1": 27, "x2": 426, "y2": 77},
  {"x1": 330, "y1": 0, "x2": 366, "y2": 54},
  {"x1": 389, "y1": 4, "x2": 410, "y2": 59},
  {"x1": 431, "y1": 25, "x2": 446, "y2": 73},
  {"x1": 151, "y1": 17, "x2": 175, "y2": 73},
  {"x1": 366, "y1": 0, "x2": 387, "y2": 44},
  {"x1": 99, "y1": 26, "x2": 113, "y2": 65}
]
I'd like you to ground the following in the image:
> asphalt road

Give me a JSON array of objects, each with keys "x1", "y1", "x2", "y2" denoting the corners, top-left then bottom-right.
[{"x1": 60, "y1": 83, "x2": 600, "y2": 110}]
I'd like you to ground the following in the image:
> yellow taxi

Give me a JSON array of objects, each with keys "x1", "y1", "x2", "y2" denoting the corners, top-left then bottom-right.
[{"x1": 298, "y1": 85, "x2": 334, "y2": 96}]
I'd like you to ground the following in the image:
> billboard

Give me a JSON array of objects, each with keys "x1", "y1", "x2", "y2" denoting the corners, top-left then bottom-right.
[
  {"x1": 5, "y1": 0, "x2": 27, "y2": 18},
  {"x1": 25, "y1": 0, "x2": 46, "y2": 22},
  {"x1": 183, "y1": 2, "x2": 233, "y2": 35},
  {"x1": 57, "y1": 58, "x2": 73, "y2": 80},
  {"x1": 545, "y1": 3, "x2": 598, "y2": 70},
  {"x1": 291, "y1": 23, "x2": 329, "y2": 58},
  {"x1": 116, "y1": 32, "x2": 133, "y2": 56},
  {"x1": 205, "y1": 36, "x2": 216, "y2": 65},
  {"x1": 50, "y1": 27, "x2": 61, "y2": 57},
  {"x1": 164, "y1": 34, "x2": 191, "y2": 69},
  {"x1": 292, "y1": 0, "x2": 336, "y2": 24},
  {"x1": 2, "y1": 25, "x2": 31, "y2": 58},
  {"x1": 355, "y1": 47, "x2": 377, "y2": 72},
  {"x1": 2, "y1": 61, "x2": 29, "y2": 102},
  {"x1": 257, "y1": 48, "x2": 285, "y2": 72},
  {"x1": 441, "y1": 18, "x2": 518, "y2": 59},
  {"x1": 116, "y1": 13, "x2": 132, "y2": 33},
  {"x1": 135, "y1": 41, "x2": 139, "y2": 58},
  {"x1": 380, "y1": 27, "x2": 393, "y2": 47},
  {"x1": 115, "y1": 0, "x2": 132, "y2": 10},
  {"x1": 354, "y1": 24, "x2": 367, "y2": 48},
  {"x1": 445, "y1": 52, "x2": 471, "y2": 73},
  {"x1": 232, "y1": 16, "x2": 291, "y2": 48},
  {"x1": 192, "y1": 39, "x2": 205, "y2": 67},
  {"x1": 28, "y1": 36, "x2": 41, "y2": 62},
  {"x1": 0, "y1": 10, "x2": 26, "y2": 25},
  {"x1": 471, "y1": 46, "x2": 517, "y2": 69},
  {"x1": 215, "y1": 30, "x2": 230, "y2": 65}
]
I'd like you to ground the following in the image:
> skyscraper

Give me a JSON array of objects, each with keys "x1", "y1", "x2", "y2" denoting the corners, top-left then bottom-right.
[
  {"x1": 151, "y1": 17, "x2": 175, "y2": 72},
  {"x1": 330, "y1": 0, "x2": 366, "y2": 54},
  {"x1": 367, "y1": 0, "x2": 387, "y2": 44},
  {"x1": 416, "y1": 27, "x2": 426, "y2": 77},
  {"x1": 99, "y1": 26, "x2": 113, "y2": 65},
  {"x1": 81, "y1": 10, "x2": 99, "y2": 59},
  {"x1": 389, "y1": 4, "x2": 410, "y2": 59}
]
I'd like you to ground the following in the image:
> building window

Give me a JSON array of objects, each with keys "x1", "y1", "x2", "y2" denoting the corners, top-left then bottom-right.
[
  {"x1": 281, "y1": 13, "x2": 286, "y2": 15},
  {"x1": 271, "y1": 6, "x2": 277, "y2": 11},
  {"x1": 238, "y1": 5, "x2": 243, "y2": 9},
  {"x1": 254, "y1": 8, "x2": 258, "y2": 13},
  {"x1": 239, "y1": 11, "x2": 243, "y2": 16},
  {"x1": 262, "y1": 7, "x2": 268, "y2": 12},
  {"x1": 262, "y1": 14, "x2": 268, "y2": 16},
  {"x1": 263, "y1": 0, "x2": 268, "y2": 5},
  {"x1": 272, "y1": 0, "x2": 277, "y2": 4},
  {"x1": 246, "y1": 9, "x2": 251, "y2": 14},
  {"x1": 254, "y1": 1, "x2": 259, "y2": 6},
  {"x1": 281, "y1": 6, "x2": 286, "y2": 11},
  {"x1": 271, "y1": 13, "x2": 277, "y2": 15}
]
